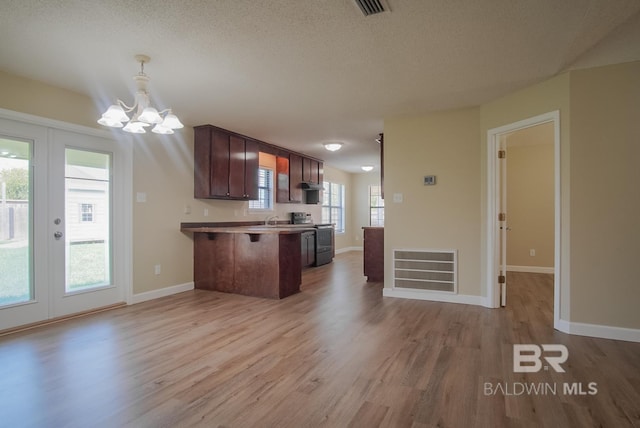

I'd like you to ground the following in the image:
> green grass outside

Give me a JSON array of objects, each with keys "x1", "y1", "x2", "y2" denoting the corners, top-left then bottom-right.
[
  {"x1": 0, "y1": 244, "x2": 29, "y2": 305},
  {"x1": 0, "y1": 242, "x2": 109, "y2": 306}
]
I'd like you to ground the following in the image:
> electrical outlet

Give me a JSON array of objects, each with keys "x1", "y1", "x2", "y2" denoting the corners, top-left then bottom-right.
[
  {"x1": 204, "y1": 208, "x2": 209, "y2": 217},
  {"x1": 154, "y1": 264, "x2": 161, "y2": 275},
  {"x1": 184, "y1": 204, "x2": 191, "y2": 214},
  {"x1": 530, "y1": 249, "x2": 536, "y2": 257}
]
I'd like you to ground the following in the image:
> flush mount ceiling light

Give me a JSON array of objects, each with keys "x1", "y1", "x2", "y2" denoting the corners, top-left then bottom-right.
[
  {"x1": 97, "y1": 55, "x2": 183, "y2": 135},
  {"x1": 323, "y1": 142, "x2": 343, "y2": 152},
  {"x1": 361, "y1": 165, "x2": 374, "y2": 172}
]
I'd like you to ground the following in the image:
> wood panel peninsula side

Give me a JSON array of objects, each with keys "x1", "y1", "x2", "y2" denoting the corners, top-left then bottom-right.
[
  {"x1": 363, "y1": 227, "x2": 384, "y2": 282},
  {"x1": 181, "y1": 224, "x2": 315, "y2": 299}
]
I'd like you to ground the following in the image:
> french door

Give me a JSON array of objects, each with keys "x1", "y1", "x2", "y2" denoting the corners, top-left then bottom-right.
[{"x1": 0, "y1": 115, "x2": 130, "y2": 331}]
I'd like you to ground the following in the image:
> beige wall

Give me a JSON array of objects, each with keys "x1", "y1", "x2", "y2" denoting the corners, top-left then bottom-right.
[
  {"x1": 384, "y1": 60, "x2": 639, "y2": 330},
  {"x1": 569, "y1": 61, "x2": 640, "y2": 328},
  {"x1": 384, "y1": 107, "x2": 482, "y2": 296},
  {"x1": 323, "y1": 164, "x2": 356, "y2": 251},
  {"x1": 0, "y1": 70, "x2": 97, "y2": 128},
  {"x1": 505, "y1": 125, "x2": 554, "y2": 268}
]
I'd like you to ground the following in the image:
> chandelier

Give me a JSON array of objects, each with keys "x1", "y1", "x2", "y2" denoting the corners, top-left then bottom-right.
[{"x1": 98, "y1": 55, "x2": 183, "y2": 134}]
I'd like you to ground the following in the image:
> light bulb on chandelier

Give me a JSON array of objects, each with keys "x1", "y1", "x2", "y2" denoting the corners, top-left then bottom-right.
[{"x1": 98, "y1": 55, "x2": 183, "y2": 135}]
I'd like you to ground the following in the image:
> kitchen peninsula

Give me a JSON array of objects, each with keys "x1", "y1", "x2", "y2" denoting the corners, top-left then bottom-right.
[{"x1": 181, "y1": 223, "x2": 315, "y2": 299}]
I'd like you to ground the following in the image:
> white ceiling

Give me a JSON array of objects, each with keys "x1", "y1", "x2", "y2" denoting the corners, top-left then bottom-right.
[{"x1": 1, "y1": 0, "x2": 639, "y2": 172}]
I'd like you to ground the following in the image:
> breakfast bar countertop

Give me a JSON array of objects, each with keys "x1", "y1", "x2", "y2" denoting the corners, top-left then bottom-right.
[{"x1": 180, "y1": 225, "x2": 316, "y2": 234}]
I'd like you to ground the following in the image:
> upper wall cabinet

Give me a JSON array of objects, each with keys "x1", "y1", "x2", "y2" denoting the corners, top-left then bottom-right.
[
  {"x1": 194, "y1": 125, "x2": 258, "y2": 200},
  {"x1": 276, "y1": 153, "x2": 303, "y2": 203},
  {"x1": 302, "y1": 158, "x2": 322, "y2": 184},
  {"x1": 194, "y1": 124, "x2": 323, "y2": 203}
]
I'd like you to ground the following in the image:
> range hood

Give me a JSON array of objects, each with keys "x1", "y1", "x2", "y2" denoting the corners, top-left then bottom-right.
[{"x1": 301, "y1": 182, "x2": 323, "y2": 191}]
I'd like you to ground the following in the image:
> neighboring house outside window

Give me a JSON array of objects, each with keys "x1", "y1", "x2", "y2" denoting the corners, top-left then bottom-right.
[
  {"x1": 322, "y1": 181, "x2": 345, "y2": 233},
  {"x1": 369, "y1": 185, "x2": 384, "y2": 226},
  {"x1": 80, "y1": 203, "x2": 94, "y2": 222},
  {"x1": 248, "y1": 167, "x2": 274, "y2": 211}
]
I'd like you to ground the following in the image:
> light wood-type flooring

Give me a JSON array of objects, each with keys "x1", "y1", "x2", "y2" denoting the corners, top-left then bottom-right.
[{"x1": 1, "y1": 252, "x2": 639, "y2": 427}]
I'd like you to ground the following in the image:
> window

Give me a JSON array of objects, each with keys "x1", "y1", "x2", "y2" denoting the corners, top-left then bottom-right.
[
  {"x1": 79, "y1": 203, "x2": 95, "y2": 223},
  {"x1": 369, "y1": 185, "x2": 384, "y2": 226},
  {"x1": 322, "y1": 181, "x2": 345, "y2": 233},
  {"x1": 248, "y1": 168, "x2": 274, "y2": 211}
]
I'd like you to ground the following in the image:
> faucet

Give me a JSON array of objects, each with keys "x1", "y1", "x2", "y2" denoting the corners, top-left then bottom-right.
[{"x1": 264, "y1": 215, "x2": 279, "y2": 226}]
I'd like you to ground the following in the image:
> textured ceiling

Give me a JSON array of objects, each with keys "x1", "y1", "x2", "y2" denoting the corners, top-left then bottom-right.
[{"x1": 1, "y1": 0, "x2": 639, "y2": 172}]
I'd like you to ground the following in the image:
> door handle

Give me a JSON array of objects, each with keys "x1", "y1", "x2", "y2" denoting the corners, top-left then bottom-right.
[{"x1": 54, "y1": 231, "x2": 63, "y2": 240}]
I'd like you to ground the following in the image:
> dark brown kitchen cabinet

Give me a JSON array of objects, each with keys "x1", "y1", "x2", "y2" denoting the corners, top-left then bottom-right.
[
  {"x1": 276, "y1": 153, "x2": 303, "y2": 203},
  {"x1": 302, "y1": 158, "x2": 322, "y2": 184},
  {"x1": 363, "y1": 227, "x2": 384, "y2": 282},
  {"x1": 276, "y1": 155, "x2": 290, "y2": 203},
  {"x1": 311, "y1": 160, "x2": 320, "y2": 183},
  {"x1": 194, "y1": 125, "x2": 258, "y2": 200},
  {"x1": 228, "y1": 136, "x2": 258, "y2": 199},
  {"x1": 289, "y1": 154, "x2": 303, "y2": 202}
]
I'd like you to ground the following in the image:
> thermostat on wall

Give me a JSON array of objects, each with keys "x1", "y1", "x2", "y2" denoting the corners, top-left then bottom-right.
[{"x1": 424, "y1": 175, "x2": 437, "y2": 185}]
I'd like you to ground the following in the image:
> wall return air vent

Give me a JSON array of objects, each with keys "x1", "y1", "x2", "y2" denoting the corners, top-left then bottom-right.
[
  {"x1": 354, "y1": 0, "x2": 390, "y2": 16},
  {"x1": 393, "y1": 249, "x2": 457, "y2": 293}
]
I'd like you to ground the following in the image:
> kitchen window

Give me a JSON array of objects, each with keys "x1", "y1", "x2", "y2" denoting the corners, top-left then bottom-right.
[
  {"x1": 369, "y1": 185, "x2": 384, "y2": 226},
  {"x1": 322, "y1": 181, "x2": 345, "y2": 233},
  {"x1": 249, "y1": 167, "x2": 274, "y2": 211}
]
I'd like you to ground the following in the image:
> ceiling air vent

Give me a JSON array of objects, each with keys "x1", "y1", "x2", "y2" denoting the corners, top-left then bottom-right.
[{"x1": 354, "y1": 0, "x2": 389, "y2": 16}]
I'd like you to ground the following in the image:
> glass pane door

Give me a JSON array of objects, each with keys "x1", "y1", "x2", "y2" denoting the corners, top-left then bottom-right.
[
  {"x1": 0, "y1": 118, "x2": 129, "y2": 331},
  {"x1": 50, "y1": 128, "x2": 124, "y2": 319},
  {"x1": 65, "y1": 148, "x2": 111, "y2": 293},
  {"x1": 0, "y1": 138, "x2": 31, "y2": 306}
]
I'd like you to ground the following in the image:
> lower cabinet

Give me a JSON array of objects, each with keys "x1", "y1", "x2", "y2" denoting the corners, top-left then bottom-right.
[
  {"x1": 193, "y1": 232, "x2": 302, "y2": 299},
  {"x1": 363, "y1": 227, "x2": 384, "y2": 282},
  {"x1": 301, "y1": 231, "x2": 316, "y2": 267}
]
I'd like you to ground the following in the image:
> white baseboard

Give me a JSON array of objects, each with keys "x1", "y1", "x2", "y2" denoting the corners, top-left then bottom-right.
[
  {"x1": 130, "y1": 282, "x2": 194, "y2": 305},
  {"x1": 481, "y1": 296, "x2": 497, "y2": 308},
  {"x1": 507, "y1": 265, "x2": 554, "y2": 274},
  {"x1": 336, "y1": 246, "x2": 363, "y2": 254},
  {"x1": 382, "y1": 287, "x2": 484, "y2": 306},
  {"x1": 386, "y1": 288, "x2": 640, "y2": 343},
  {"x1": 555, "y1": 319, "x2": 640, "y2": 343}
]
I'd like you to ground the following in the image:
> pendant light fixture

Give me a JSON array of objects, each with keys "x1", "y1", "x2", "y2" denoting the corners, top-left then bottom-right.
[{"x1": 97, "y1": 55, "x2": 183, "y2": 135}]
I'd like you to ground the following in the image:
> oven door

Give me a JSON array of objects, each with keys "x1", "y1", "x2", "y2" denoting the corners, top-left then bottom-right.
[{"x1": 314, "y1": 226, "x2": 334, "y2": 266}]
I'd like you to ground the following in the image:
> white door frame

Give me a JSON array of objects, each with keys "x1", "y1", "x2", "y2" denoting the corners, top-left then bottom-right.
[{"x1": 486, "y1": 110, "x2": 561, "y2": 328}]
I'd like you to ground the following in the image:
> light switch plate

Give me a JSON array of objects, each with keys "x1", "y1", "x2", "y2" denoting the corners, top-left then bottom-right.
[
  {"x1": 136, "y1": 192, "x2": 147, "y2": 203},
  {"x1": 393, "y1": 193, "x2": 403, "y2": 203}
]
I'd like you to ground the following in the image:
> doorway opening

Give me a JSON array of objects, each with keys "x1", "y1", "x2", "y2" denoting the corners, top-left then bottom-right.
[{"x1": 486, "y1": 111, "x2": 561, "y2": 328}]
